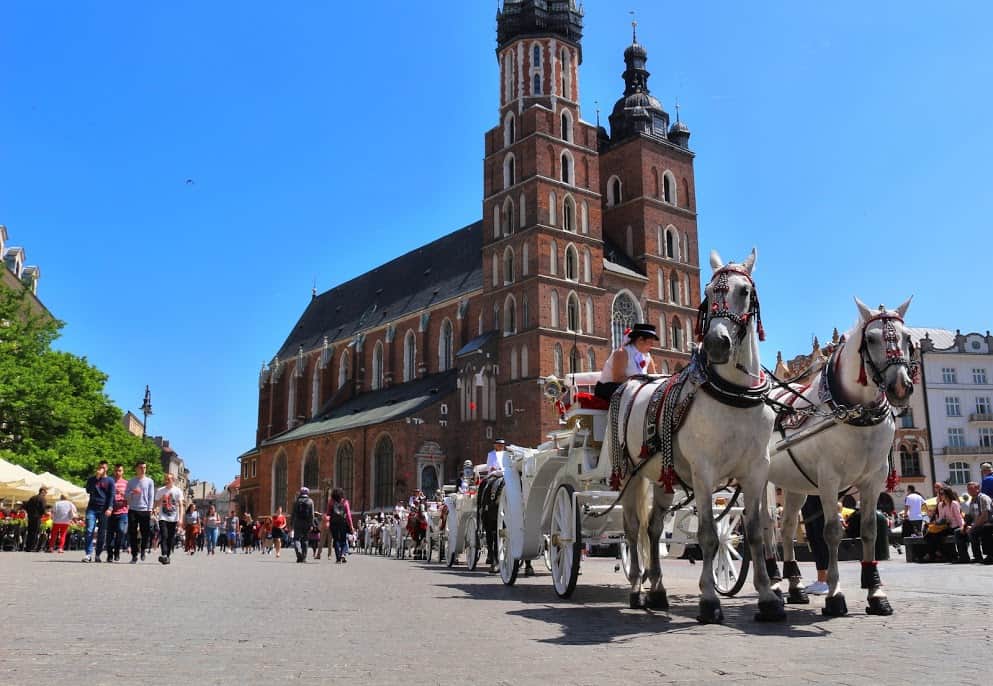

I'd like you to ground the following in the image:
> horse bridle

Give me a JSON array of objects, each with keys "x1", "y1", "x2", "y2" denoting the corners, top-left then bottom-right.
[
  {"x1": 856, "y1": 310, "x2": 918, "y2": 388},
  {"x1": 694, "y1": 265, "x2": 766, "y2": 344}
]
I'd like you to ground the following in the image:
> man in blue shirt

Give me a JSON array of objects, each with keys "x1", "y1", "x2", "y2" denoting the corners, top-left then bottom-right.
[
  {"x1": 981, "y1": 462, "x2": 993, "y2": 501},
  {"x1": 83, "y1": 461, "x2": 115, "y2": 563}
]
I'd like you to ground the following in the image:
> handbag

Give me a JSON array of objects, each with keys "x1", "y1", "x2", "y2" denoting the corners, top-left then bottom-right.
[{"x1": 926, "y1": 522, "x2": 948, "y2": 535}]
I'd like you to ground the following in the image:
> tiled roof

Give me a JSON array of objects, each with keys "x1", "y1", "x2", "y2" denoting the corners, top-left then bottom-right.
[
  {"x1": 261, "y1": 370, "x2": 458, "y2": 447},
  {"x1": 275, "y1": 222, "x2": 484, "y2": 359}
]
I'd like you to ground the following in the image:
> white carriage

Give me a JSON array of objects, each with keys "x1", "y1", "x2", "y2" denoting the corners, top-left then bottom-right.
[
  {"x1": 443, "y1": 465, "x2": 489, "y2": 570},
  {"x1": 497, "y1": 372, "x2": 750, "y2": 598}
]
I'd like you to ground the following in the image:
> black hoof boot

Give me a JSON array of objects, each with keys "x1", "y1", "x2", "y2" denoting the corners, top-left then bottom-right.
[
  {"x1": 629, "y1": 592, "x2": 646, "y2": 609},
  {"x1": 865, "y1": 596, "x2": 894, "y2": 616},
  {"x1": 754, "y1": 598, "x2": 787, "y2": 622},
  {"x1": 772, "y1": 587, "x2": 784, "y2": 600},
  {"x1": 524, "y1": 562, "x2": 535, "y2": 577},
  {"x1": 822, "y1": 593, "x2": 848, "y2": 617},
  {"x1": 645, "y1": 589, "x2": 669, "y2": 610},
  {"x1": 696, "y1": 598, "x2": 724, "y2": 624},
  {"x1": 786, "y1": 588, "x2": 810, "y2": 605}
]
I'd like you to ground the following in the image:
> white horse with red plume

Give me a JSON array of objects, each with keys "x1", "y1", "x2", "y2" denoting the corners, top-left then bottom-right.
[
  {"x1": 606, "y1": 248, "x2": 785, "y2": 623},
  {"x1": 765, "y1": 297, "x2": 916, "y2": 616}
]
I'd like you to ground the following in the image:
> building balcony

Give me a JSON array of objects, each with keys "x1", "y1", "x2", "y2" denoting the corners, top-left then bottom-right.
[
  {"x1": 942, "y1": 444, "x2": 993, "y2": 456},
  {"x1": 968, "y1": 412, "x2": 993, "y2": 424}
]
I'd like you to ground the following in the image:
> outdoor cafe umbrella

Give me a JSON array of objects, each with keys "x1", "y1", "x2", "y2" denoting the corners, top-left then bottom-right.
[
  {"x1": 0, "y1": 457, "x2": 45, "y2": 503},
  {"x1": 35, "y1": 472, "x2": 89, "y2": 509}
]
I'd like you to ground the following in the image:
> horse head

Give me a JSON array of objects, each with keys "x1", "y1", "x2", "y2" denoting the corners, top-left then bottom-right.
[
  {"x1": 698, "y1": 248, "x2": 763, "y2": 366},
  {"x1": 854, "y1": 297, "x2": 915, "y2": 407}
]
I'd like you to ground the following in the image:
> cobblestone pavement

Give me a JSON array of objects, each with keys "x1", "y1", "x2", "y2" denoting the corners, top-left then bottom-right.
[{"x1": 2, "y1": 548, "x2": 990, "y2": 685}]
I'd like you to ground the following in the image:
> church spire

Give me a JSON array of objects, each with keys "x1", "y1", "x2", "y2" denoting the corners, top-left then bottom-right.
[{"x1": 497, "y1": 0, "x2": 584, "y2": 53}]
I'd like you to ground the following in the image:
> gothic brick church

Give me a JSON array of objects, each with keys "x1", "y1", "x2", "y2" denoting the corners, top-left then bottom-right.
[{"x1": 238, "y1": 1, "x2": 702, "y2": 517}]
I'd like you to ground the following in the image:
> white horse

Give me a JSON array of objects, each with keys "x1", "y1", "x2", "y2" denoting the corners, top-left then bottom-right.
[
  {"x1": 767, "y1": 298, "x2": 915, "y2": 616},
  {"x1": 609, "y1": 249, "x2": 784, "y2": 623}
]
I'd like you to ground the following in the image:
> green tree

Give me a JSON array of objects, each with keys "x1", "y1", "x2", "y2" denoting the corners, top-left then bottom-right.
[{"x1": 0, "y1": 285, "x2": 162, "y2": 485}]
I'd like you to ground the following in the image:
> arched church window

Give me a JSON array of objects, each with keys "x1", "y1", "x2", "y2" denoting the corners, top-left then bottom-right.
[{"x1": 611, "y1": 293, "x2": 638, "y2": 349}]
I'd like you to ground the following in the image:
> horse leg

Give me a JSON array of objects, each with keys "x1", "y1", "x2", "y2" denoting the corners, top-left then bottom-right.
[
  {"x1": 741, "y1": 474, "x2": 786, "y2": 622},
  {"x1": 644, "y1": 496, "x2": 669, "y2": 610},
  {"x1": 858, "y1": 477, "x2": 893, "y2": 616},
  {"x1": 781, "y1": 491, "x2": 809, "y2": 604},
  {"x1": 694, "y1": 475, "x2": 725, "y2": 624},
  {"x1": 820, "y1": 483, "x2": 848, "y2": 617},
  {"x1": 622, "y1": 481, "x2": 647, "y2": 609}
]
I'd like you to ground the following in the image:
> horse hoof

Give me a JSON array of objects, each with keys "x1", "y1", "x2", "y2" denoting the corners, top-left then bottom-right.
[
  {"x1": 696, "y1": 599, "x2": 724, "y2": 624},
  {"x1": 786, "y1": 588, "x2": 810, "y2": 605},
  {"x1": 524, "y1": 564, "x2": 535, "y2": 577},
  {"x1": 629, "y1": 592, "x2": 646, "y2": 609},
  {"x1": 772, "y1": 587, "x2": 784, "y2": 600},
  {"x1": 754, "y1": 598, "x2": 786, "y2": 622},
  {"x1": 865, "y1": 596, "x2": 893, "y2": 616},
  {"x1": 645, "y1": 590, "x2": 669, "y2": 610},
  {"x1": 821, "y1": 593, "x2": 848, "y2": 617}
]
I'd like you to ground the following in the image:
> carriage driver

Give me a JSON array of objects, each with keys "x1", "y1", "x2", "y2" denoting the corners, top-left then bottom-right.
[
  {"x1": 593, "y1": 323, "x2": 660, "y2": 401},
  {"x1": 486, "y1": 438, "x2": 507, "y2": 473}
]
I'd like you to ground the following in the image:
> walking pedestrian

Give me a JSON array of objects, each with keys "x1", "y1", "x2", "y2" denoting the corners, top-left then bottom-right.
[
  {"x1": 291, "y1": 487, "x2": 315, "y2": 563},
  {"x1": 326, "y1": 488, "x2": 355, "y2": 563},
  {"x1": 107, "y1": 464, "x2": 129, "y2": 562},
  {"x1": 154, "y1": 473, "x2": 184, "y2": 565},
  {"x1": 48, "y1": 494, "x2": 77, "y2": 553},
  {"x1": 83, "y1": 461, "x2": 115, "y2": 563},
  {"x1": 271, "y1": 506, "x2": 286, "y2": 558},
  {"x1": 240, "y1": 513, "x2": 254, "y2": 553},
  {"x1": 204, "y1": 504, "x2": 221, "y2": 555},
  {"x1": 23, "y1": 487, "x2": 48, "y2": 552},
  {"x1": 183, "y1": 503, "x2": 200, "y2": 555},
  {"x1": 902, "y1": 485, "x2": 925, "y2": 537},
  {"x1": 126, "y1": 461, "x2": 155, "y2": 563}
]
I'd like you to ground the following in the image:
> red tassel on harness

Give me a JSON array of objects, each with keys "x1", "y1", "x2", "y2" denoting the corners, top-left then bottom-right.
[
  {"x1": 609, "y1": 469, "x2": 621, "y2": 491},
  {"x1": 639, "y1": 444, "x2": 651, "y2": 459},
  {"x1": 857, "y1": 363, "x2": 868, "y2": 386},
  {"x1": 757, "y1": 320, "x2": 766, "y2": 342},
  {"x1": 885, "y1": 468, "x2": 899, "y2": 492},
  {"x1": 659, "y1": 465, "x2": 676, "y2": 493}
]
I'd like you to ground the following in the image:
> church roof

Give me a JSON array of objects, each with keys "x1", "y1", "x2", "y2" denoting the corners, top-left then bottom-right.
[
  {"x1": 275, "y1": 222, "x2": 484, "y2": 360},
  {"x1": 261, "y1": 370, "x2": 458, "y2": 447}
]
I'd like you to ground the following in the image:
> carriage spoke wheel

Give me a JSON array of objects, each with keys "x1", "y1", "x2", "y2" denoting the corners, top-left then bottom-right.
[
  {"x1": 550, "y1": 484, "x2": 581, "y2": 598},
  {"x1": 465, "y1": 513, "x2": 480, "y2": 571},
  {"x1": 497, "y1": 493, "x2": 520, "y2": 586},
  {"x1": 714, "y1": 509, "x2": 750, "y2": 597}
]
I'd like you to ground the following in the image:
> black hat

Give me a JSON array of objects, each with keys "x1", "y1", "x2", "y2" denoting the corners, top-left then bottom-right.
[
  {"x1": 627, "y1": 323, "x2": 660, "y2": 342},
  {"x1": 494, "y1": 438, "x2": 507, "y2": 445}
]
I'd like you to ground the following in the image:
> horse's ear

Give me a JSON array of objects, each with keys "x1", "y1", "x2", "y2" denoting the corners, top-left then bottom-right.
[
  {"x1": 709, "y1": 250, "x2": 724, "y2": 272},
  {"x1": 854, "y1": 297, "x2": 873, "y2": 322},
  {"x1": 895, "y1": 296, "x2": 913, "y2": 319},
  {"x1": 741, "y1": 247, "x2": 757, "y2": 274}
]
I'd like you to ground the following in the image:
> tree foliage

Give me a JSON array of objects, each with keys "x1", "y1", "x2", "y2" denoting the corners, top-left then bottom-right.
[{"x1": 0, "y1": 285, "x2": 162, "y2": 485}]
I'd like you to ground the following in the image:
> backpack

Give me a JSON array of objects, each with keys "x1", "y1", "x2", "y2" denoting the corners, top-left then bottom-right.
[
  {"x1": 330, "y1": 501, "x2": 347, "y2": 526},
  {"x1": 294, "y1": 497, "x2": 311, "y2": 522}
]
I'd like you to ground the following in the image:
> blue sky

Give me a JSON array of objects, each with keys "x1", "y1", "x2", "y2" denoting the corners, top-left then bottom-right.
[{"x1": 3, "y1": 1, "x2": 991, "y2": 488}]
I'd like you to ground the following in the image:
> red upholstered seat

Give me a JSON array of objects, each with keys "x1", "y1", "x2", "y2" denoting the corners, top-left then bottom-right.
[{"x1": 574, "y1": 392, "x2": 609, "y2": 410}]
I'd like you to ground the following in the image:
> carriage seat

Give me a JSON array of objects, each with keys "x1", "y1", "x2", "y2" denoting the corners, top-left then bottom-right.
[{"x1": 573, "y1": 391, "x2": 610, "y2": 411}]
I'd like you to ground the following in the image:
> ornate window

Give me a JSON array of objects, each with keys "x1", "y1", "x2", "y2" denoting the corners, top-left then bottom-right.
[
  {"x1": 439, "y1": 319, "x2": 453, "y2": 372},
  {"x1": 287, "y1": 374, "x2": 297, "y2": 426},
  {"x1": 607, "y1": 176, "x2": 622, "y2": 206},
  {"x1": 503, "y1": 246, "x2": 515, "y2": 283},
  {"x1": 948, "y1": 427, "x2": 965, "y2": 447},
  {"x1": 521, "y1": 345, "x2": 529, "y2": 377},
  {"x1": 533, "y1": 44, "x2": 541, "y2": 66},
  {"x1": 503, "y1": 153, "x2": 516, "y2": 189},
  {"x1": 403, "y1": 330, "x2": 416, "y2": 382},
  {"x1": 585, "y1": 297, "x2": 594, "y2": 335},
  {"x1": 586, "y1": 347, "x2": 596, "y2": 372},
  {"x1": 669, "y1": 272, "x2": 680, "y2": 305},
  {"x1": 503, "y1": 111, "x2": 516, "y2": 147},
  {"x1": 671, "y1": 317, "x2": 684, "y2": 351},
  {"x1": 310, "y1": 366, "x2": 320, "y2": 418},
  {"x1": 569, "y1": 346, "x2": 581, "y2": 373},
  {"x1": 501, "y1": 197, "x2": 515, "y2": 235},
  {"x1": 666, "y1": 227, "x2": 677, "y2": 259},
  {"x1": 549, "y1": 238, "x2": 558, "y2": 275},
  {"x1": 582, "y1": 248, "x2": 591, "y2": 282},
  {"x1": 522, "y1": 295, "x2": 529, "y2": 329},
  {"x1": 553, "y1": 344, "x2": 563, "y2": 377},
  {"x1": 899, "y1": 445, "x2": 921, "y2": 477},
  {"x1": 563, "y1": 195, "x2": 576, "y2": 231},
  {"x1": 564, "y1": 244, "x2": 578, "y2": 280},
  {"x1": 550, "y1": 291, "x2": 560, "y2": 328},
  {"x1": 611, "y1": 292, "x2": 638, "y2": 348},
  {"x1": 373, "y1": 436, "x2": 394, "y2": 508},
  {"x1": 533, "y1": 73, "x2": 541, "y2": 95},
  {"x1": 561, "y1": 151, "x2": 572, "y2": 185},
  {"x1": 561, "y1": 110, "x2": 572, "y2": 142},
  {"x1": 503, "y1": 295, "x2": 517, "y2": 334},
  {"x1": 566, "y1": 292, "x2": 581, "y2": 333},
  {"x1": 945, "y1": 396, "x2": 961, "y2": 417},
  {"x1": 371, "y1": 341, "x2": 384, "y2": 390},
  {"x1": 510, "y1": 347, "x2": 518, "y2": 379},
  {"x1": 663, "y1": 171, "x2": 675, "y2": 204},
  {"x1": 336, "y1": 441, "x2": 354, "y2": 500},
  {"x1": 522, "y1": 242, "x2": 529, "y2": 276},
  {"x1": 338, "y1": 350, "x2": 349, "y2": 390},
  {"x1": 272, "y1": 452, "x2": 288, "y2": 513}
]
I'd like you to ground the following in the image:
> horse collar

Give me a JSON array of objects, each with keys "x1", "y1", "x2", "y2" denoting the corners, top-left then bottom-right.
[
  {"x1": 821, "y1": 345, "x2": 890, "y2": 427},
  {"x1": 697, "y1": 349, "x2": 770, "y2": 409}
]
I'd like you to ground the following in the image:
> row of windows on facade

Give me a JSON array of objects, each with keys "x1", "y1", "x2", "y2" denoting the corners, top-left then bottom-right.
[
  {"x1": 943, "y1": 395, "x2": 993, "y2": 417},
  {"x1": 259, "y1": 436, "x2": 401, "y2": 512},
  {"x1": 501, "y1": 148, "x2": 687, "y2": 212},
  {"x1": 479, "y1": 288, "x2": 693, "y2": 355},
  {"x1": 501, "y1": 42, "x2": 576, "y2": 107},
  {"x1": 945, "y1": 426, "x2": 993, "y2": 449},
  {"x1": 940, "y1": 367, "x2": 990, "y2": 384}
]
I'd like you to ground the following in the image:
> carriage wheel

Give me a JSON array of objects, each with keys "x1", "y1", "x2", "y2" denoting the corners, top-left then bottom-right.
[
  {"x1": 465, "y1": 513, "x2": 481, "y2": 571},
  {"x1": 619, "y1": 540, "x2": 632, "y2": 577},
  {"x1": 497, "y1": 492, "x2": 520, "y2": 586},
  {"x1": 714, "y1": 508, "x2": 751, "y2": 597},
  {"x1": 550, "y1": 484, "x2": 581, "y2": 598}
]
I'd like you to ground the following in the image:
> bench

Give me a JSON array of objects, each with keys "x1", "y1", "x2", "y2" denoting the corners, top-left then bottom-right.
[
  {"x1": 791, "y1": 538, "x2": 889, "y2": 562},
  {"x1": 903, "y1": 535, "x2": 957, "y2": 563}
]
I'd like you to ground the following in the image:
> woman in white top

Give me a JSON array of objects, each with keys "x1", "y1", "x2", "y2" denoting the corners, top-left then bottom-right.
[{"x1": 594, "y1": 323, "x2": 660, "y2": 401}]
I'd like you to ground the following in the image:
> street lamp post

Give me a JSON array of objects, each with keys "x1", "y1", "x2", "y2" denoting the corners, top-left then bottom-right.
[{"x1": 140, "y1": 385, "x2": 153, "y2": 438}]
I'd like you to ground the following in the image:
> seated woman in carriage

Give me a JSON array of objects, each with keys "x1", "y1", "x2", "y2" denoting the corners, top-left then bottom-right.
[{"x1": 593, "y1": 323, "x2": 660, "y2": 402}]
